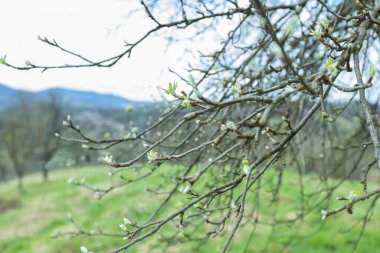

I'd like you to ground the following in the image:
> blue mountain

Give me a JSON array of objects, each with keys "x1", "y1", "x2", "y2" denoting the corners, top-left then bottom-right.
[
  {"x1": 0, "y1": 84, "x2": 22, "y2": 107},
  {"x1": 0, "y1": 83, "x2": 148, "y2": 109}
]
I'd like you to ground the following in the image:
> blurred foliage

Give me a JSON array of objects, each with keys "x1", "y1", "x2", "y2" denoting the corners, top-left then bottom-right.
[{"x1": 0, "y1": 165, "x2": 379, "y2": 253}]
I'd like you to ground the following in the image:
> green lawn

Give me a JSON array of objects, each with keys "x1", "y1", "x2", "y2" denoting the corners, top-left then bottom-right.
[{"x1": 0, "y1": 165, "x2": 379, "y2": 253}]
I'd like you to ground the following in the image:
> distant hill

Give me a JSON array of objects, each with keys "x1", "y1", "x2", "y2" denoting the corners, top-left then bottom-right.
[
  {"x1": 0, "y1": 83, "x2": 149, "y2": 109},
  {"x1": 0, "y1": 84, "x2": 20, "y2": 107}
]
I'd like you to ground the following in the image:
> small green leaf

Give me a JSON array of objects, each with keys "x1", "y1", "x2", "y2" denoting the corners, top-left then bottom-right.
[
  {"x1": 284, "y1": 15, "x2": 299, "y2": 34},
  {"x1": 325, "y1": 58, "x2": 338, "y2": 76},
  {"x1": 123, "y1": 133, "x2": 130, "y2": 140},
  {"x1": 229, "y1": 82, "x2": 241, "y2": 98},
  {"x1": 309, "y1": 20, "x2": 326, "y2": 39},
  {"x1": 0, "y1": 55, "x2": 7, "y2": 65},
  {"x1": 347, "y1": 189, "x2": 359, "y2": 202},
  {"x1": 124, "y1": 105, "x2": 134, "y2": 112},
  {"x1": 194, "y1": 89, "x2": 201, "y2": 98},
  {"x1": 309, "y1": 29, "x2": 322, "y2": 39},
  {"x1": 163, "y1": 81, "x2": 178, "y2": 95},
  {"x1": 25, "y1": 60, "x2": 32, "y2": 66},
  {"x1": 181, "y1": 95, "x2": 191, "y2": 108},
  {"x1": 318, "y1": 18, "x2": 329, "y2": 29},
  {"x1": 325, "y1": 58, "x2": 334, "y2": 68},
  {"x1": 242, "y1": 159, "x2": 249, "y2": 166},
  {"x1": 187, "y1": 75, "x2": 197, "y2": 87},
  {"x1": 366, "y1": 64, "x2": 376, "y2": 79}
]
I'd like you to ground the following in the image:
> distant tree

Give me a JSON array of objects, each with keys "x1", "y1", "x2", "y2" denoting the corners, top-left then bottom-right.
[
  {"x1": 34, "y1": 93, "x2": 63, "y2": 181},
  {"x1": 2, "y1": 0, "x2": 380, "y2": 252},
  {"x1": 0, "y1": 147, "x2": 9, "y2": 182},
  {"x1": 0, "y1": 97, "x2": 35, "y2": 192}
]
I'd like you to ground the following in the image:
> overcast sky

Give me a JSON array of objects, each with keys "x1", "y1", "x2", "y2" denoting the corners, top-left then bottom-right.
[
  {"x1": 0, "y1": 0, "x2": 193, "y2": 101},
  {"x1": 2, "y1": 0, "x2": 379, "y2": 102}
]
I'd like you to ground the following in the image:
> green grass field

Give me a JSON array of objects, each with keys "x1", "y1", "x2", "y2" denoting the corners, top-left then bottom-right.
[{"x1": 0, "y1": 165, "x2": 379, "y2": 253}]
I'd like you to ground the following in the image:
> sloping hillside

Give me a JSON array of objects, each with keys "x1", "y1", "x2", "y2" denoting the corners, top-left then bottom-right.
[{"x1": 0, "y1": 166, "x2": 379, "y2": 253}]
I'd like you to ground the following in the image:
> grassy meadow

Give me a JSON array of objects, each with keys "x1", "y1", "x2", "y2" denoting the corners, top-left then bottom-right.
[{"x1": 0, "y1": 165, "x2": 379, "y2": 253}]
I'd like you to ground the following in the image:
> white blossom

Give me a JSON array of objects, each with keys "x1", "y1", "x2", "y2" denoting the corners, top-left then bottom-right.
[
  {"x1": 93, "y1": 191, "x2": 103, "y2": 200},
  {"x1": 242, "y1": 159, "x2": 250, "y2": 176},
  {"x1": 62, "y1": 120, "x2": 70, "y2": 127},
  {"x1": 226, "y1": 121, "x2": 237, "y2": 130},
  {"x1": 242, "y1": 165, "x2": 250, "y2": 176},
  {"x1": 179, "y1": 185, "x2": 191, "y2": 194},
  {"x1": 221, "y1": 121, "x2": 236, "y2": 131},
  {"x1": 80, "y1": 246, "x2": 94, "y2": 253},
  {"x1": 321, "y1": 209, "x2": 328, "y2": 220},
  {"x1": 119, "y1": 223, "x2": 127, "y2": 231},
  {"x1": 102, "y1": 155, "x2": 114, "y2": 165},
  {"x1": 123, "y1": 217, "x2": 132, "y2": 225},
  {"x1": 123, "y1": 133, "x2": 130, "y2": 140},
  {"x1": 147, "y1": 150, "x2": 158, "y2": 163}
]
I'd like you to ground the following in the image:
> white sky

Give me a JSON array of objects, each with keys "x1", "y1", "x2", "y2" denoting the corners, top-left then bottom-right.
[
  {"x1": 3, "y1": 0, "x2": 377, "y2": 102},
  {"x1": 0, "y1": 0, "x2": 194, "y2": 101}
]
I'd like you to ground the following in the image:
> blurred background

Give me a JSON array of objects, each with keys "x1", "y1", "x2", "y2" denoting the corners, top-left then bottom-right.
[{"x1": 1, "y1": 0, "x2": 380, "y2": 253}]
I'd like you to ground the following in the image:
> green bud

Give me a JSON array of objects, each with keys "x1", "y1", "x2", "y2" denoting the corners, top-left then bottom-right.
[{"x1": 0, "y1": 55, "x2": 7, "y2": 64}]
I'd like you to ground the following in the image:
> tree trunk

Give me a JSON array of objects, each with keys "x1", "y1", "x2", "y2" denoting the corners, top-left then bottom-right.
[
  {"x1": 43, "y1": 164, "x2": 49, "y2": 182},
  {"x1": 17, "y1": 176, "x2": 25, "y2": 194},
  {"x1": 0, "y1": 166, "x2": 6, "y2": 182}
]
